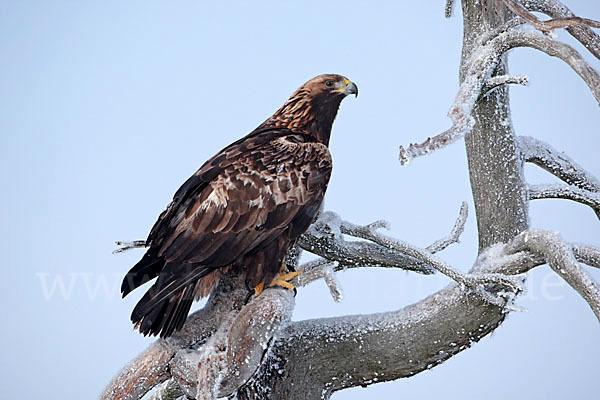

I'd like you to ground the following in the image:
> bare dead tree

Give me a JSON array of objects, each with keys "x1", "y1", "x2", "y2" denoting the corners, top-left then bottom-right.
[{"x1": 101, "y1": 1, "x2": 600, "y2": 399}]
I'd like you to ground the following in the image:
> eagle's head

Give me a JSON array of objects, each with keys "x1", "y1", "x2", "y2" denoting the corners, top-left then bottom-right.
[
  {"x1": 264, "y1": 74, "x2": 358, "y2": 145},
  {"x1": 300, "y1": 74, "x2": 359, "y2": 101}
]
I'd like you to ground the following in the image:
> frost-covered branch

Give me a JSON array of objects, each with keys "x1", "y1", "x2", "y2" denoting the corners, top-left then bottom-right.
[
  {"x1": 399, "y1": 27, "x2": 600, "y2": 165},
  {"x1": 475, "y1": 239, "x2": 600, "y2": 276},
  {"x1": 297, "y1": 213, "x2": 435, "y2": 275},
  {"x1": 101, "y1": 341, "x2": 175, "y2": 400},
  {"x1": 293, "y1": 259, "x2": 343, "y2": 302},
  {"x1": 500, "y1": 0, "x2": 600, "y2": 33},
  {"x1": 298, "y1": 204, "x2": 524, "y2": 307},
  {"x1": 480, "y1": 74, "x2": 529, "y2": 95},
  {"x1": 508, "y1": 30, "x2": 600, "y2": 105},
  {"x1": 426, "y1": 201, "x2": 469, "y2": 253},
  {"x1": 113, "y1": 240, "x2": 148, "y2": 254},
  {"x1": 573, "y1": 243, "x2": 600, "y2": 270},
  {"x1": 445, "y1": 0, "x2": 455, "y2": 18},
  {"x1": 529, "y1": 183, "x2": 600, "y2": 219},
  {"x1": 505, "y1": 230, "x2": 600, "y2": 321},
  {"x1": 338, "y1": 217, "x2": 523, "y2": 307},
  {"x1": 518, "y1": 136, "x2": 600, "y2": 192},
  {"x1": 526, "y1": 0, "x2": 600, "y2": 61},
  {"x1": 294, "y1": 203, "x2": 468, "y2": 302}
]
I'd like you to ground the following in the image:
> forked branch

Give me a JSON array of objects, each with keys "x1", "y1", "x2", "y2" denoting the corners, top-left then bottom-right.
[
  {"x1": 399, "y1": 27, "x2": 600, "y2": 165},
  {"x1": 505, "y1": 230, "x2": 600, "y2": 321}
]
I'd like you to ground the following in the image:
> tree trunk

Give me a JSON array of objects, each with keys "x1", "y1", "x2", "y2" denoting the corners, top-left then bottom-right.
[{"x1": 462, "y1": 0, "x2": 529, "y2": 251}]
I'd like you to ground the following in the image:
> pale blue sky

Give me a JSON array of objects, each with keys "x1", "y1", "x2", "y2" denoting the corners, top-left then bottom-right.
[{"x1": 1, "y1": 1, "x2": 599, "y2": 399}]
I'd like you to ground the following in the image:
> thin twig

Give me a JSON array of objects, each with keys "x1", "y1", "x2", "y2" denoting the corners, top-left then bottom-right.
[
  {"x1": 426, "y1": 201, "x2": 469, "y2": 254},
  {"x1": 527, "y1": 0, "x2": 600, "y2": 61},
  {"x1": 529, "y1": 184, "x2": 600, "y2": 219},
  {"x1": 113, "y1": 240, "x2": 148, "y2": 254},
  {"x1": 481, "y1": 74, "x2": 529, "y2": 95},
  {"x1": 294, "y1": 259, "x2": 343, "y2": 302},
  {"x1": 445, "y1": 0, "x2": 455, "y2": 18},
  {"x1": 501, "y1": 0, "x2": 600, "y2": 33}
]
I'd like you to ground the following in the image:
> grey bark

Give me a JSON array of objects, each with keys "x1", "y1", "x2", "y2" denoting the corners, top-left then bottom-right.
[{"x1": 462, "y1": 1, "x2": 529, "y2": 251}]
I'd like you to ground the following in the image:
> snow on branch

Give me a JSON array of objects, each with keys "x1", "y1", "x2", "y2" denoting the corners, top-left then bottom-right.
[
  {"x1": 100, "y1": 341, "x2": 175, "y2": 400},
  {"x1": 529, "y1": 183, "x2": 600, "y2": 219},
  {"x1": 292, "y1": 202, "x2": 468, "y2": 302},
  {"x1": 526, "y1": 0, "x2": 600, "y2": 61},
  {"x1": 480, "y1": 74, "x2": 529, "y2": 95},
  {"x1": 500, "y1": 0, "x2": 600, "y2": 34},
  {"x1": 509, "y1": 30, "x2": 600, "y2": 105},
  {"x1": 518, "y1": 136, "x2": 600, "y2": 192},
  {"x1": 505, "y1": 230, "x2": 600, "y2": 321},
  {"x1": 399, "y1": 26, "x2": 600, "y2": 165},
  {"x1": 294, "y1": 259, "x2": 343, "y2": 302},
  {"x1": 336, "y1": 216, "x2": 524, "y2": 308},
  {"x1": 294, "y1": 203, "x2": 470, "y2": 302},
  {"x1": 297, "y1": 213, "x2": 435, "y2": 275},
  {"x1": 445, "y1": 0, "x2": 455, "y2": 18},
  {"x1": 573, "y1": 243, "x2": 600, "y2": 270},
  {"x1": 425, "y1": 201, "x2": 469, "y2": 253}
]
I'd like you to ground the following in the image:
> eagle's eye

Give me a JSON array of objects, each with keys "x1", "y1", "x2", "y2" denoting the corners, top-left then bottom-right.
[{"x1": 325, "y1": 80, "x2": 334, "y2": 88}]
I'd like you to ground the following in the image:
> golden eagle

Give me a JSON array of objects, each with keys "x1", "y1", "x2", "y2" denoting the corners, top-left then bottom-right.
[{"x1": 121, "y1": 74, "x2": 358, "y2": 337}]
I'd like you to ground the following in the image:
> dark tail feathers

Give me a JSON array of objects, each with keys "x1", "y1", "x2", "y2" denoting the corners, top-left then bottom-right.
[
  {"x1": 128, "y1": 264, "x2": 214, "y2": 338},
  {"x1": 131, "y1": 281, "x2": 197, "y2": 338},
  {"x1": 121, "y1": 249, "x2": 165, "y2": 297}
]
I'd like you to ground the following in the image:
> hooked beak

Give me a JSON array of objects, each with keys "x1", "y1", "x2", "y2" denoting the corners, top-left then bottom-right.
[
  {"x1": 343, "y1": 79, "x2": 358, "y2": 97},
  {"x1": 333, "y1": 78, "x2": 359, "y2": 97}
]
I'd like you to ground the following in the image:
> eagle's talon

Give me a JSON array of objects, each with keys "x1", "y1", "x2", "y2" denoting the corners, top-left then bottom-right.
[
  {"x1": 267, "y1": 270, "x2": 302, "y2": 292},
  {"x1": 244, "y1": 288, "x2": 255, "y2": 305}
]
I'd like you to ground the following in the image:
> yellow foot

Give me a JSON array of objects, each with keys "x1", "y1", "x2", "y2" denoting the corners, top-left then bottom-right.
[
  {"x1": 268, "y1": 270, "x2": 302, "y2": 291},
  {"x1": 252, "y1": 270, "x2": 303, "y2": 298}
]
